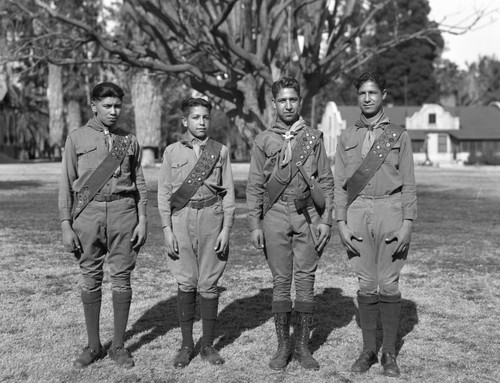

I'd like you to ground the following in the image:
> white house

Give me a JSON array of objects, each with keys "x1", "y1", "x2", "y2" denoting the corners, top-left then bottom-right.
[{"x1": 319, "y1": 102, "x2": 500, "y2": 166}]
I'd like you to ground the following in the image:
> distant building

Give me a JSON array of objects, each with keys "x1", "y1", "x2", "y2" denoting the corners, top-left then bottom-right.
[{"x1": 320, "y1": 102, "x2": 500, "y2": 165}]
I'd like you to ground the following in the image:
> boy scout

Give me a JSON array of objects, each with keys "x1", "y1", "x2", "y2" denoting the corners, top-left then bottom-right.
[
  {"x1": 334, "y1": 72, "x2": 417, "y2": 377},
  {"x1": 158, "y1": 97, "x2": 235, "y2": 368},
  {"x1": 246, "y1": 78, "x2": 334, "y2": 370},
  {"x1": 59, "y1": 82, "x2": 147, "y2": 369}
]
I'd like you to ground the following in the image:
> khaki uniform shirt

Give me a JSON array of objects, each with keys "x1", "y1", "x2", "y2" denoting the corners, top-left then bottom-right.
[
  {"x1": 58, "y1": 119, "x2": 147, "y2": 222},
  {"x1": 246, "y1": 127, "x2": 334, "y2": 231},
  {"x1": 157, "y1": 132, "x2": 235, "y2": 229},
  {"x1": 334, "y1": 124, "x2": 417, "y2": 221}
]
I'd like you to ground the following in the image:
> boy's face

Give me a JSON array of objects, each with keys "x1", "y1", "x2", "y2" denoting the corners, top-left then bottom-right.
[
  {"x1": 91, "y1": 97, "x2": 122, "y2": 127},
  {"x1": 182, "y1": 106, "x2": 210, "y2": 140},
  {"x1": 357, "y1": 80, "x2": 386, "y2": 118},
  {"x1": 272, "y1": 87, "x2": 301, "y2": 125}
]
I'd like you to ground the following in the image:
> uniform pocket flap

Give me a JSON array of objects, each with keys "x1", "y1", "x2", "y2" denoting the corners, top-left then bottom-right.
[
  {"x1": 265, "y1": 142, "x2": 282, "y2": 157},
  {"x1": 76, "y1": 146, "x2": 97, "y2": 155},
  {"x1": 172, "y1": 159, "x2": 189, "y2": 169}
]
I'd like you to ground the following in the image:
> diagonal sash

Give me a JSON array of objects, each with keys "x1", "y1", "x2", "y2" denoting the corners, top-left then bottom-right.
[
  {"x1": 170, "y1": 139, "x2": 223, "y2": 214},
  {"x1": 72, "y1": 134, "x2": 132, "y2": 220},
  {"x1": 263, "y1": 127, "x2": 322, "y2": 215},
  {"x1": 345, "y1": 123, "x2": 405, "y2": 206}
]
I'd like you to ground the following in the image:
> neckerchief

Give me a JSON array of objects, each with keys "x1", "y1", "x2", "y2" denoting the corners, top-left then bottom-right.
[
  {"x1": 86, "y1": 117, "x2": 121, "y2": 176},
  {"x1": 355, "y1": 109, "x2": 391, "y2": 159},
  {"x1": 270, "y1": 116, "x2": 306, "y2": 168}
]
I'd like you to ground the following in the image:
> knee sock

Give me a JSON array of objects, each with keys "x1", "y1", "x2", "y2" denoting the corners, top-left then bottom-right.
[
  {"x1": 177, "y1": 289, "x2": 196, "y2": 348},
  {"x1": 111, "y1": 290, "x2": 132, "y2": 349},
  {"x1": 357, "y1": 292, "x2": 379, "y2": 352},
  {"x1": 379, "y1": 293, "x2": 401, "y2": 354},
  {"x1": 81, "y1": 290, "x2": 102, "y2": 350},
  {"x1": 200, "y1": 296, "x2": 219, "y2": 348}
]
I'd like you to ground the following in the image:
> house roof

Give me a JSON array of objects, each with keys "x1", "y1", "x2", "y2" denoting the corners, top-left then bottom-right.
[{"x1": 337, "y1": 105, "x2": 500, "y2": 140}]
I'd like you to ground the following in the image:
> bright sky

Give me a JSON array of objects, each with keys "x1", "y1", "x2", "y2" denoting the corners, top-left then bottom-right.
[{"x1": 428, "y1": 0, "x2": 500, "y2": 69}]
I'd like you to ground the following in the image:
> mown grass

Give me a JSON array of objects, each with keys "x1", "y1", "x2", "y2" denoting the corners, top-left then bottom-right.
[{"x1": 0, "y1": 164, "x2": 499, "y2": 383}]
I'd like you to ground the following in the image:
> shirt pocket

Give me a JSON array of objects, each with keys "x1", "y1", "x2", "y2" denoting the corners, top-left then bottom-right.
[
  {"x1": 264, "y1": 142, "x2": 282, "y2": 171},
  {"x1": 120, "y1": 146, "x2": 135, "y2": 174},
  {"x1": 172, "y1": 159, "x2": 189, "y2": 183},
  {"x1": 208, "y1": 160, "x2": 222, "y2": 184},
  {"x1": 344, "y1": 141, "x2": 360, "y2": 166},
  {"x1": 77, "y1": 146, "x2": 98, "y2": 170},
  {"x1": 303, "y1": 152, "x2": 318, "y2": 178},
  {"x1": 385, "y1": 141, "x2": 401, "y2": 168}
]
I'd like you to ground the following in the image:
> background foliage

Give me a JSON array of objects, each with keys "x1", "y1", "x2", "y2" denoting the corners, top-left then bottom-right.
[{"x1": 1, "y1": 0, "x2": 495, "y2": 161}]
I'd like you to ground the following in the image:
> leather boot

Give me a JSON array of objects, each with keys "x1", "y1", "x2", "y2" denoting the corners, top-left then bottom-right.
[
  {"x1": 293, "y1": 312, "x2": 319, "y2": 370},
  {"x1": 269, "y1": 312, "x2": 291, "y2": 370}
]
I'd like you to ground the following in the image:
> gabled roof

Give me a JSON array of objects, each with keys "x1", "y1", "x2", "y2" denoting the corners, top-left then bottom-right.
[{"x1": 337, "y1": 105, "x2": 500, "y2": 140}]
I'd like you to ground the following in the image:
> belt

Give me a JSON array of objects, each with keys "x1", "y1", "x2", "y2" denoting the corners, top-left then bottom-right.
[
  {"x1": 188, "y1": 195, "x2": 221, "y2": 209},
  {"x1": 279, "y1": 192, "x2": 311, "y2": 202},
  {"x1": 358, "y1": 191, "x2": 401, "y2": 200},
  {"x1": 93, "y1": 192, "x2": 134, "y2": 202}
]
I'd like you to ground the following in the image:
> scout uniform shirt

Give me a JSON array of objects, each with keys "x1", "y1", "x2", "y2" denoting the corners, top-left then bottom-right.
[
  {"x1": 58, "y1": 117, "x2": 147, "y2": 222},
  {"x1": 333, "y1": 123, "x2": 417, "y2": 221},
  {"x1": 157, "y1": 132, "x2": 235, "y2": 229},
  {"x1": 246, "y1": 124, "x2": 334, "y2": 231}
]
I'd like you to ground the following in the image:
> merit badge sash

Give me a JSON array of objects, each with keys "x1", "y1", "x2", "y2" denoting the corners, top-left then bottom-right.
[
  {"x1": 72, "y1": 134, "x2": 132, "y2": 221},
  {"x1": 263, "y1": 127, "x2": 322, "y2": 215},
  {"x1": 345, "y1": 123, "x2": 405, "y2": 206},
  {"x1": 170, "y1": 139, "x2": 223, "y2": 214}
]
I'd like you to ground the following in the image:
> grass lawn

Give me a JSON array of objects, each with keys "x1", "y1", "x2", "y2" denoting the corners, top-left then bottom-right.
[{"x1": 0, "y1": 163, "x2": 499, "y2": 383}]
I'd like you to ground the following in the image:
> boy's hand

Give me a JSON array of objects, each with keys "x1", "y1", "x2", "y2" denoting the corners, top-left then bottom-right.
[
  {"x1": 251, "y1": 229, "x2": 265, "y2": 250},
  {"x1": 61, "y1": 220, "x2": 82, "y2": 254},
  {"x1": 385, "y1": 219, "x2": 413, "y2": 256},
  {"x1": 337, "y1": 220, "x2": 362, "y2": 256},
  {"x1": 215, "y1": 227, "x2": 231, "y2": 253},
  {"x1": 131, "y1": 215, "x2": 147, "y2": 250},
  {"x1": 163, "y1": 226, "x2": 179, "y2": 259},
  {"x1": 314, "y1": 223, "x2": 331, "y2": 252}
]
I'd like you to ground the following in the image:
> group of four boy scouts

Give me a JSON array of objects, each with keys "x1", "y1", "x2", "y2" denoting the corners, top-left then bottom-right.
[{"x1": 59, "y1": 72, "x2": 416, "y2": 378}]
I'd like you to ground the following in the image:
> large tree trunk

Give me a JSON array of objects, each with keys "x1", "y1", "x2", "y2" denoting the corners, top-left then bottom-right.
[
  {"x1": 131, "y1": 70, "x2": 162, "y2": 167},
  {"x1": 47, "y1": 63, "x2": 64, "y2": 159},
  {"x1": 66, "y1": 99, "x2": 81, "y2": 133}
]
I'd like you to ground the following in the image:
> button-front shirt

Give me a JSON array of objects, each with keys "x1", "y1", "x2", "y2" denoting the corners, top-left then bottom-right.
[
  {"x1": 333, "y1": 123, "x2": 417, "y2": 221},
  {"x1": 157, "y1": 132, "x2": 235, "y2": 229},
  {"x1": 58, "y1": 117, "x2": 148, "y2": 221},
  {"x1": 246, "y1": 127, "x2": 334, "y2": 231}
]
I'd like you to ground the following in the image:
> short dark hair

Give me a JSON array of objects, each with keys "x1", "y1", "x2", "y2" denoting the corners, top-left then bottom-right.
[
  {"x1": 181, "y1": 97, "x2": 212, "y2": 115},
  {"x1": 353, "y1": 72, "x2": 387, "y2": 92},
  {"x1": 91, "y1": 82, "x2": 124, "y2": 101},
  {"x1": 271, "y1": 77, "x2": 301, "y2": 99}
]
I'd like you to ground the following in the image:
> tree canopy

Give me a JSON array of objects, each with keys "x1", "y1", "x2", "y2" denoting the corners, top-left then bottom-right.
[
  {"x1": 5, "y1": 0, "x2": 472, "y2": 140},
  {"x1": 366, "y1": 0, "x2": 444, "y2": 105},
  {"x1": 1, "y1": 0, "x2": 494, "y2": 160}
]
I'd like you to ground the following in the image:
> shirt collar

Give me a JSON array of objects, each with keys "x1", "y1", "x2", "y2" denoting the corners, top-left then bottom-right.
[{"x1": 181, "y1": 131, "x2": 208, "y2": 145}]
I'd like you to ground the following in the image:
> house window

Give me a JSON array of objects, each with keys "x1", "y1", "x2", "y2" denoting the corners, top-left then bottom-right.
[
  {"x1": 428, "y1": 113, "x2": 436, "y2": 124},
  {"x1": 411, "y1": 140, "x2": 425, "y2": 153},
  {"x1": 438, "y1": 134, "x2": 447, "y2": 153}
]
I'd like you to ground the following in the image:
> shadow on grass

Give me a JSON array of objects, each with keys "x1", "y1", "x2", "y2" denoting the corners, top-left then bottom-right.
[
  {"x1": 122, "y1": 296, "x2": 178, "y2": 353},
  {"x1": 216, "y1": 288, "x2": 273, "y2": 350},
  {"x1": 395, "y1": 298, "x2": 419, "y2": 355},
  {"x1": 310, "y1": 287, "x2": 357, "y2": 353},
  {"x1": 0, "y1": 180, "x2": 43, "y2": 189},
  {"x1": 215, "y1": 287, "x2": 357, "y2": 355},
  {"x1": 354, "y1": 298, "x2": 419, "y2": 355}
]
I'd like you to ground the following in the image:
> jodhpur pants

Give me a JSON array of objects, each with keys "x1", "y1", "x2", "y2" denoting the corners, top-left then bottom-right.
[
  {"x1": 263, "y1": 198, "x2": 321, "y2": 313},
  {"x1": 347, "y1": 193, "x2": 407, "y2": 297},
  {"x1": 73, "y1": 197, "x2": 138, "y2": 293},
  {"x1": 167, "y1": 201, "x2": 227, "y2": 299}
]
